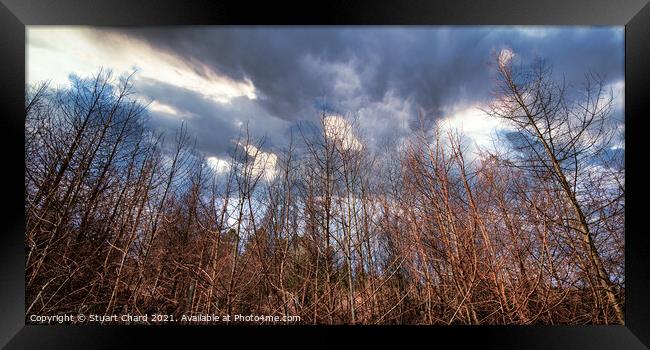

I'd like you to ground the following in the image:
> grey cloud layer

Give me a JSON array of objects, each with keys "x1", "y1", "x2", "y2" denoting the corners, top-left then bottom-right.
[{"x1": 102, "y1": 27, "x2": 623, "y2": 157}]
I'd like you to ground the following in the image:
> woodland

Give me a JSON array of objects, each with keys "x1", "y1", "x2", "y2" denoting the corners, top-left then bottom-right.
[{"x1": 25, "y1": 56, "x2": 625, "y2": 324}]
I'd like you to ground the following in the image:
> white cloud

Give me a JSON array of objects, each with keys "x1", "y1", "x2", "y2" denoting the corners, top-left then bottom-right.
[
  {"x1": 323, "y1": 115, "x2": 363, "y2": 152},
  {"x1": 206, "y1": 156, "x2": 231, "y2": 174},
  {"x1": 438, "y1": 103, "x2": 512, "y2": 153},
  {"x1": 239, "y1": 143, "x2": 278, "y2": 181},
  {"x1": 605, "y1": 79, "x2": 625, "y2": 150},
  {"x1": 27, "y1": 27, "x2": 257, "y2": 105},
  {"x1": 608, "y1": 79, "x2": 625, "y2": 114},
  {"x1": 145, "y1": 100, "x2": 198, "y2": 120},
  {"x1": 146, "y1": 100, "x2": 181, "y2": 116},
  {"x1": 498, "y1": 48, "x2": 515, "y2": 68}
]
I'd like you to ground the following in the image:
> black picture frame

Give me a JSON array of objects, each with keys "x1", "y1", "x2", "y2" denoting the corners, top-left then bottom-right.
[{"x1": 1, "y1": 0, "x2": 648, "y2": 348}]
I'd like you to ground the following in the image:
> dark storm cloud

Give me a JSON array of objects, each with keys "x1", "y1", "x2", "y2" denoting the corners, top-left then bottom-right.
[
  {"x1": 108, "y1": 27, "x2": 623, "y2": 116},
  {"x1": 99, "y1": 27, "x2": 623, "y2": 156},
  {"x1": 134, "y1": 76, "x2": 289, "y2": 159}
]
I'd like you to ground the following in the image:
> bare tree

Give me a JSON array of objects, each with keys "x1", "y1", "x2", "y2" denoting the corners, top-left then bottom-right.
[
  {"x1": 25, "y1": 63, "x2": 624, "y2": 325},
  {"x1": 485, "y1": 54, "x2": 624, "y2": 323}
]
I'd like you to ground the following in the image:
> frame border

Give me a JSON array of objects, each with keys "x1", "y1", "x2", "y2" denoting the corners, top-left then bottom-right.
[{"x1": 1, "y1": 0, "x2": 648, "y2": 348}]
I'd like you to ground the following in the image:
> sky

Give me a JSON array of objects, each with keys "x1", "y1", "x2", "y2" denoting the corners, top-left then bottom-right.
[{"x1": 26, "y1": 26, "x2": 624, "y2": 173}]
